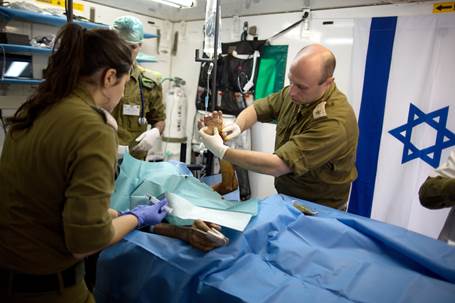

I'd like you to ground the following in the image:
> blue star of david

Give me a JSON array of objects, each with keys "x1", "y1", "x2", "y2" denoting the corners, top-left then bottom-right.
[{"x1": 389, "y1": 103, "x2": 455, "y2": 168}]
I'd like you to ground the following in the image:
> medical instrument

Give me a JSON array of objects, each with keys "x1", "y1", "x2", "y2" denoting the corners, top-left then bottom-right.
[
  {"x1": 146, "y1": 193, "x2": 174, "y2": 214},
  {"x1": 195, "y1": 0, "x2": 220, "y2": 113},
  {"x1": 161, "y1": 77, "x2": 188, "y2": 161},
  {"x1": 205, "y1": 62, "x2": 213, "y2": 111},
  {"x1": 293, "y1": 201, "x2": 318, "y2": 216},
  {"x1": 203, "y1": 0, "x2": 221, "y2": 58},
  {"x1": 138, "y1": 75, "x2": 147, "y2": 125}
]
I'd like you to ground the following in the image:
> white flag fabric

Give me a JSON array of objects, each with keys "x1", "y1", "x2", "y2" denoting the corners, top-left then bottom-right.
[{"x1": 348, "y1": 15, "x2": 455, "y2": 238}]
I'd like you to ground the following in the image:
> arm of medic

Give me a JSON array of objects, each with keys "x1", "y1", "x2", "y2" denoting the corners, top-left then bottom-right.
[
  {"x1": 198, "y1": 107, "x2": 292, "y2": 177},
  {"x1": 419, "y1": 151, "x2": 455, "y2": 209},
  {"x1": 73, "y1": 198, "x2": 226, "y2": 259},
  {"x1": 419, "y1": 177, "x2": 455, "y2": 209},
  {"x1": 72, "y1": 199, "x2": 169, "y2": 259}
]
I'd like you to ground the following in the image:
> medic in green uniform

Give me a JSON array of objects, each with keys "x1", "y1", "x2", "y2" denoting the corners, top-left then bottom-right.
[
  {"x1": 111, "y1": 16, "x2": 166, "y2": 160},
  {"x1": 199, "y1": 44, "x2": 359, "y2": 210},
  {"x1": 0, "y1": 24, "x2": 170, "y2": 303}
]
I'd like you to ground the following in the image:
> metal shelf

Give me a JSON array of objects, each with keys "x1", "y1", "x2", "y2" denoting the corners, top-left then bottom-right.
[
  {"x1": 0, "y1": 43, "x2": 52, "y2": 54},
  {"x1": 0, "y1": 78, "x2": 43, "y2": 85},
  {"x1": 0, "y1": 7, "x2": 158, "y2": 38},
  {"x1": 137, "y1": 52, "x2": 158, "y2": 63}
]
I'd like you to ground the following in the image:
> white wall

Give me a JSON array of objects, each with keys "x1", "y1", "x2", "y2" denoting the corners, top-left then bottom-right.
[
  {"x1": 0, "y1": 0, "x2": 175, "y2": 151},
  {"x1": 0, "y1": 0, "x2": 441, "y2": 198},
  {"x1": 170, "y1": 1, "x2": 439, "y2": 199}
]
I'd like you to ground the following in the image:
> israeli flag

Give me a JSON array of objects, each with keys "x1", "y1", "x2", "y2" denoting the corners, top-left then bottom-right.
[{"x1": 348, "y1": 15, "x2": 455, "y2": 238}]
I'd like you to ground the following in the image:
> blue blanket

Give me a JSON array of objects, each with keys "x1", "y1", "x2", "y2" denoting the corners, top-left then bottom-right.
[{"x1": 95, "y1": 194, "x2": 455, "y2": 302}]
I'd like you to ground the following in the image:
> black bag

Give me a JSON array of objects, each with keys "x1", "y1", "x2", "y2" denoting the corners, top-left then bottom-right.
[{"x1": 196, "y1": 40, "x2": 266, "y2": 116}]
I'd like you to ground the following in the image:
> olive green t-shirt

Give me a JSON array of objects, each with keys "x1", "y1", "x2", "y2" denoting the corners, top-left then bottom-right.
[
  {"x1": 112, "y1": 64, "x2": 166, "y2": 159},
  {"x1": 254, "y1": 84, "x2": 358, "y2": 209},
  {"x1": 0, "y1": 87, "x2": 117, "y2": 274}
]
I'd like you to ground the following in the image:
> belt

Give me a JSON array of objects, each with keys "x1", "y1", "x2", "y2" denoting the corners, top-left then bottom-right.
[{"x1": 0, "y1": 262, "x2": 84, "y2": 294}]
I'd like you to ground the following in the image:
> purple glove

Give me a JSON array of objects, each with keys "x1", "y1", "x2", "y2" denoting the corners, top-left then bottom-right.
[{"x1": 124, "y1": 199, "x2": 169, "y2": 228}]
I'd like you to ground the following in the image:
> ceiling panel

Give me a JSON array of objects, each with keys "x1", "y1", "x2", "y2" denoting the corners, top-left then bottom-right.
[{"x1": 84, "y1": 0, "x2": 433, "y2": 21}]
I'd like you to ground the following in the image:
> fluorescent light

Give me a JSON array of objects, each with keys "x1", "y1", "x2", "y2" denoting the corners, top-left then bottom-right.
[
  {"x1": 5, "y1": 62, "x2": 29, "y2": 77},
  {"x1": 323, "y1": 38, "x2": 353, "y2": 45},
  {"x1": 150, "y1": 0, "x2": 196, "y2": 8}
]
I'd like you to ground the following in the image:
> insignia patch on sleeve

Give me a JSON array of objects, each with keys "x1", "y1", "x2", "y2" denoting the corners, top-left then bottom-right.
[{"x1": 313, "y1": 101, "x2": 327, "y2": 119}]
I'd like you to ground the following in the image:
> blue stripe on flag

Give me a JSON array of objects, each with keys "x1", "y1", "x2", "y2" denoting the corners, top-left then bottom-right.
[{"x1": 348, "y1": 17, "x2": 397, "y2": 217}]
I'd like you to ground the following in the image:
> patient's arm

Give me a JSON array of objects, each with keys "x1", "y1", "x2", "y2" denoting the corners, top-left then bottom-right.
[{"x1": 152, "y1": 220, "x2": 226, "y2": 252}]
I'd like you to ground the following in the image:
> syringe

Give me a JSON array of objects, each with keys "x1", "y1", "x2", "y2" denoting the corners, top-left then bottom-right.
[{"x1": 145, "y1": 194, "x2": 174, "y2": 214}]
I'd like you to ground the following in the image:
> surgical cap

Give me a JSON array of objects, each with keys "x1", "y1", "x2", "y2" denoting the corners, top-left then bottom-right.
[{"x1": 112, "y1": 16, "x2": 144, "y2": 44}]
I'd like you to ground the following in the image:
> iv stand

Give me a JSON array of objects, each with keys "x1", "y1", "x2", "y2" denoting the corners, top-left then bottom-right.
[
  {"x1": 66, "y1": 0, "x2": 74, "y2": 23},
  {"x1": 195, "y1": 0, "x2": 220, "y2": 112}
]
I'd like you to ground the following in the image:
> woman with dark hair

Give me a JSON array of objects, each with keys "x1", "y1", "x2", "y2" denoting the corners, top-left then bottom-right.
[{"x1": 0, "y1": 23, "x2": 170, "y2": 302}]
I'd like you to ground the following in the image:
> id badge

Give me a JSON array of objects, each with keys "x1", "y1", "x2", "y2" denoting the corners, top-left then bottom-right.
[{"x1": 123, "y1": 104, "x2": 140, "y2": 116}]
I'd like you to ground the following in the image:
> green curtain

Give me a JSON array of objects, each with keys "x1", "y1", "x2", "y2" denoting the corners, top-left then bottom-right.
[{"x1": 255, "y1": 45, "x2": 288, "y2": 100}]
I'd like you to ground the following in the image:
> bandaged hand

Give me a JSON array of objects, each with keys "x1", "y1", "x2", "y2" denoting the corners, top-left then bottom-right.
[
  {"x1": 132, "y1": 128, "x2": 160, "y2": 152},
  {"x1": 186, "y1": 220, "x2": 227, "y2": 252},
  {"x1": 199, "y1": 127, "x2": 229, "y2": 159},
  {"x1": 122, "y1": 199, "x2": 169, "y2": 228},
  {"x1": 222, "y1": 122, "x2": 241, "y2": 141}
]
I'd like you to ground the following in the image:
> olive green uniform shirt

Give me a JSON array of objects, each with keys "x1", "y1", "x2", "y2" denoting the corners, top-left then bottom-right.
[
  {"x1": 112, "y1": 64, "x2": 166, "y2": 159},
  {"x1": 254, "y1": 84, "x2": 358, "y2": 209},
  {"x1": 0, "y1": 87, "x2": 117, "y2": 274}
]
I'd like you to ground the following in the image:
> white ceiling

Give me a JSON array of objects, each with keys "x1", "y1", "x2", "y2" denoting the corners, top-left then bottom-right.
[{"x1": 84, "y1": 0, "x2": 432, "y2": 22}]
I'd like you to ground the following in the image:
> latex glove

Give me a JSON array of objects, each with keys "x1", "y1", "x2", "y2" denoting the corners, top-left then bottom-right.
[
  {"x1": 122, "y1": 199, "x2": 169, "y2": 228},
  {"x1": 117, "y1": 145, "x2": 129, "y2": 159},
  {"x1": 132, "y1": 128, "x2": 160, "y2": 153},
  {"x1": 199, "y1": 127, "x2": 229, "y2": 159},
  {"x1": 222, "y1": 122, "x2": 241, "y2": 141}
]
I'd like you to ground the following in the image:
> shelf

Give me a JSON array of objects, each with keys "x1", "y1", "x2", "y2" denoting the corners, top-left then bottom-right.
[
  {"x1": 0, "y1": 7, "x2": 105, "y2": 29},
  {"x1": 0, "y1": 7, "x2": 158, "y2": 38},
  {"x1": 137, "y1": 52, "x2": 158, "y2": 63},
  {"x1": 137, "y1": 58, "x2": 157, "y2": 63},
  {"x1": 144, "y1": 33, "x2": 158, "y2": 39},
  {"x1": 0, "y1": 43, "x2": 52, "y2": 54},
  {"x1": 0, "y1": 78, "x2": 43, "y2": 85}
]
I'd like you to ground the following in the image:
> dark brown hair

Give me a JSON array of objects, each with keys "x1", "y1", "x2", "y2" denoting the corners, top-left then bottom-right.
[{"x1": 7, "y1": 23, "x2": 132, "y2": 133}]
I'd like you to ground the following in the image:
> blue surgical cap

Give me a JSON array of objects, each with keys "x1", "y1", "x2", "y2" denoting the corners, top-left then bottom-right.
[{"x1": 112, "y1": 16, "x2": 144, "y2": 44}]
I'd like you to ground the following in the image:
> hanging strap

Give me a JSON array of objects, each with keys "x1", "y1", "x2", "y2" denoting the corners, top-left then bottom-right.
[{"x1": 267, "y1": 17, "x2": 305, "y2": 42}]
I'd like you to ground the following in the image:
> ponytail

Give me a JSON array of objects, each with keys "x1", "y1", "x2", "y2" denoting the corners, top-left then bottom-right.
[{"x1": 7, "y1": 23, "x2": 132, "y2": 134}]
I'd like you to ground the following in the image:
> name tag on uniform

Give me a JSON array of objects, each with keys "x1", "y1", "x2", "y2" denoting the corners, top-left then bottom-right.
[{"x1": 123, "y1": 104, "x2": 140, "y2": 116}]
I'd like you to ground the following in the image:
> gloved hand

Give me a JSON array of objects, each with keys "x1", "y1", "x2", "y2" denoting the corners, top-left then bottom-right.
[
  {"x1": 122, "y1": 199, "x2": 169, "y2": 228},
  {"x1": 222, "y1": 122, "x2": 241, "y2": 141},
  {"x1": 199, "y1": 127, "x2": 229, "y2": 159},
  {"x1": 117, "y1": 145, "x2": 129, "y2": 159},
  {"x1": 132, "y1": 128, "x2": 160, "y2": 152}
]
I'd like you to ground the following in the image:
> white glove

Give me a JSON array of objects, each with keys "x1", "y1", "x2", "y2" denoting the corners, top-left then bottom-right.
[
  {"x1": 132, "y1": 128, "x2": 160, "y2": 152},
  {"x1": 222, "y1": 122, "x2": 241, "y2": 141},
  {"x1": 199, "y1": 127, "x2": 229, "y2": 159},
  {"x1": 117, "y1": 145, "x2": 129, "y2": 159}
]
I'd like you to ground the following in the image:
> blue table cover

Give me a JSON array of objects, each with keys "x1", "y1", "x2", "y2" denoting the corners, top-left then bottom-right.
[{"x1": 95, "y1": 194, "x2": 455, "y2": 303}]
